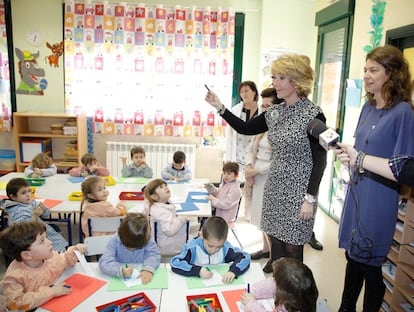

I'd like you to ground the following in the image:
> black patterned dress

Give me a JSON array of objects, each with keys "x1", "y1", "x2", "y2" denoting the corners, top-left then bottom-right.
[{"x1": 220, "y1": 97, "x2": 326, "y2": 245}]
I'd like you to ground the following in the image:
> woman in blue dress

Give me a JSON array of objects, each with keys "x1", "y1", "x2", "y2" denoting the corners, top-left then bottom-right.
[{"x1": 338, "y1": 45, "x2": 414, "y2": 311}]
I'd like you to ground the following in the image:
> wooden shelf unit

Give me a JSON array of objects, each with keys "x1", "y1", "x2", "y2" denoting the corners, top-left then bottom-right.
[
  {"x1": 383, "y1": 186, "x2": 414, "y2": 312},
  {"x1": 13, "y1": 112, "x2": 87, "y2": 172}
]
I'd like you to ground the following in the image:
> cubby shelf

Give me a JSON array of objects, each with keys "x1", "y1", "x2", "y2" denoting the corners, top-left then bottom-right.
[{"x1": 13, "y1": 112, "x2": 87, "y2": 172}]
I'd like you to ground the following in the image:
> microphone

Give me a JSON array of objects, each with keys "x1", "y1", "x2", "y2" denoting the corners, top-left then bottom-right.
[{"x1": 307, "y1": 119, "x2": 339, "y2": 151}]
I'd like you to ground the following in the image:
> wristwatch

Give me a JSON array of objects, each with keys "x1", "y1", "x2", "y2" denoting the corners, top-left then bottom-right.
[{"x1": 304, "y1": 194, "x2": 317, "y2": 203}]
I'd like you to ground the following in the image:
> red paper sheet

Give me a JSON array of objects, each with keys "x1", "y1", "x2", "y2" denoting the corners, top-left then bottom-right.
[
  {"x1": 41, "y1": 273, "x2": 106, "y2": 312},
  {"x1": 43, "y1": 199, "x2": 63, "y2": 208},
  {"x1": 221, "y1": 288, "x2": 245, "y2": 312}
]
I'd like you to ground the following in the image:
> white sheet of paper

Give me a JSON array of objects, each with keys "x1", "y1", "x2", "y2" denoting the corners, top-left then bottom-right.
[
  {"x1": 202, "y1": 269, "x2": 224, "y2": 287},
  {"x1": 122, "y1": 268, "x2": 142, "y2": 287},
  {"x1": 191, "y1": 195, "x2": 208, "y2": 200},
  {"x1": 74, "y1": 250, "x2": 95, "y2": 277},
  {"x1": 236, "y1": 299, "x2": 274, "y2": 311}
]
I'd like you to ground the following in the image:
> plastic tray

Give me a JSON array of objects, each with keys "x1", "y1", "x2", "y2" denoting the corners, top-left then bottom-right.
[
  {"x1": 95, "y1": 292, "x2": 156, "y2": 312},
  {"x1": 68, "y1": 191, "x2": 83, "y2": 201},
  {"x1": 186, "y1": 293, "x2": 223, "y2": 312},
  {"x1": 119, "y1": 191, "x2": 145, "y2": 200},
  {"x1": 103, "y1": 176, "x2": 116, "y2": 186},
  {"x1": 25, "y1": 178, "x2": 46, "y2": 186}
]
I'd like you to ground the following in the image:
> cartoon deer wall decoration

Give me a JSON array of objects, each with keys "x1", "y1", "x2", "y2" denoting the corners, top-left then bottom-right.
[{"x1": 45, "y1": 41, "x2": 64, "y2": 67}]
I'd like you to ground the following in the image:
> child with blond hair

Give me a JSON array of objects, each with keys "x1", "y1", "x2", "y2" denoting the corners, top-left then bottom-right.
[
  {"x1": 80, "y1": 176, "x2": 126, "y2": 237},
  {"x1": 24, "y1": 153, "x2": 57, "y2": 178},
  {"x1": 144, "y1": 178, "x2": 188, "y2": 256},
  {"x1": 0, "y1": 221, "x2": 87, "y2": 311},
  {"x1": 69, "y1": 153, "x2": 110, "y2": 177}
]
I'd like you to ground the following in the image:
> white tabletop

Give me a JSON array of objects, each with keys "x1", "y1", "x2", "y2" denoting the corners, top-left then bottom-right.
[
  {"x1": 35, "y1": 262, "x2": 163, "y2": 311},
  {"x1": 0, "y1": 173, "x2": 211, "y2": 217}
]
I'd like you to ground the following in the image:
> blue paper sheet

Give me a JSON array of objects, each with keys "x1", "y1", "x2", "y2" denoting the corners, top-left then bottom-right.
[
  {"x1": 67, "y1": 176, "x2": 85, "y2": 183},
  {"x1": 186, "y1": 191, "x2": 209, "y2": 203}
]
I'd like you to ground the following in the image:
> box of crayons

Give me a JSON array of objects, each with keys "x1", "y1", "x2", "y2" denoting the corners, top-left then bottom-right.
[
  {"x1": 186, "y1": 293, "x2": 223, "y2": 312},
  {"x1": 95, "y1": 292, "x2": 156, "y2": 312}
]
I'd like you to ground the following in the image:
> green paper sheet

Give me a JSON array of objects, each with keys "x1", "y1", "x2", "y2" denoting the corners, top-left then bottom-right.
[
  {"x1": 115, "y1": 177, "x2": 149, "y2": 184},
  {"x1": 107, "y1": 267, "x2": 168, "y2": 291},
  {"x1": 186, "y1": 264, "x2": 245, "y2": 289}
]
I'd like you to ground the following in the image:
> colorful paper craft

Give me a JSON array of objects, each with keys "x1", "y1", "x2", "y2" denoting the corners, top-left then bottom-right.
[
  {"x1": 40, "y1": 273, "x2": 106, "y2": 312},
  {"x1": 107, "y1": 267, "x2": 168, "y2": 291},
  {"x1": 186, "y1": 265, "x2": 245, "y2": 289}
]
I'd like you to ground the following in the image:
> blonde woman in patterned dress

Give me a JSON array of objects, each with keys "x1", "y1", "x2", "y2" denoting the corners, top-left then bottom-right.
[{"x1": 205, "y1": 54, "x2": 327, "y2": 273}]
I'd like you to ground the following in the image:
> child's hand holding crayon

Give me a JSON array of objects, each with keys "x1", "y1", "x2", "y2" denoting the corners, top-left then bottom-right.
[
  {"x1": 50, "y1": 283, "x2": 72, "y2": 297},
  {"x1": 199, "y1": 266, "x2": 213, "y2": 279},
  {"x1": 122, "y1": 264, "x2": 133, "y2": 278}
]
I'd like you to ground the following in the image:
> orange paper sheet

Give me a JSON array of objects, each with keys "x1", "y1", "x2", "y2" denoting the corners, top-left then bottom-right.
[
  {"x1": 43, "y1": 199, "x2": 63, "y2": 208},
  {"x1": 41, "y1": 273, "x2": 106, "y2": 312},
  {"x1": 221, "y1": 288, "x2": 245, "y2": 312}
]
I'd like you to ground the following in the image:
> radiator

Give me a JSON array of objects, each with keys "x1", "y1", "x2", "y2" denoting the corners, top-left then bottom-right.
[{"x1": 106, "y1": 142, "x2": 197, "y2": 178}]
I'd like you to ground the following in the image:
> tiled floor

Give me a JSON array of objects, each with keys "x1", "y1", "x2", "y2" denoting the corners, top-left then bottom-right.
[{"x1": 0, "y1": 208, "x2": 364, "y2": 311}]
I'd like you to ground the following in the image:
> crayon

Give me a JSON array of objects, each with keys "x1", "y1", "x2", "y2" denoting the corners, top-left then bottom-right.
[
  {"x1": 247, "y1": 283, "x2": 250, "y2": 293},
  {"x1": 204, "y1": 84, "x2": 210, "y2": 91}
]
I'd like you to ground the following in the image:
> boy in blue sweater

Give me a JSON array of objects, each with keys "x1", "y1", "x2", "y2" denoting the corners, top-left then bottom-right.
[{"x1": 171, "y1": 216, "x2": 250, "y2": 283}]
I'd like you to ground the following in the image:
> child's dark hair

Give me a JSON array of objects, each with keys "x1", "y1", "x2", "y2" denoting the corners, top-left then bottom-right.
[
  {"x1": 273, "y1": 257, "x2": 318, "y2": 312},
  {"x1": 118, "y1": 213, "x2": 151, "y2": 249},
  {"x1": 201, "y1": 216, "x2": 228, "y2": 241},
  {"x1": 31, "y1": 153, "x2": 53, "y2": 169},
  {"x1": 260, "y1": 87, "x2": 283, "y2": 104},
  {"x1": 173, "y1": 151, "x2": 186, "y2": 164},
  {"x1": 222, "y1": 161, "x2": 239, "y2": 175},
  {"x1": 81, "y1": 153, "x2": 97, "y2": 166},
  {"x1": 0, "y1": 221, "x2": 46, "y2": 261},
  {"x1": 6, "y1": 178, "x2": 29, "y2": 198},
  {"x1": 130, "y1": 146, "x2": 146, "y2": 159},
  {"x1": 80, "y1": 176, "x2": 104, "y2": 212},
  {"x1": 144, "y1": 178, "x2": 167, "y2": 206}
]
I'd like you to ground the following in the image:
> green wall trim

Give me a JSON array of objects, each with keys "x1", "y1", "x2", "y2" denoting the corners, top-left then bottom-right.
[
  {"x1": 232, "y1": 12, "x2": 245, "y2": 107},
  {"x1": 315, "y1": 0, "x2": 355, "y2": 27}
]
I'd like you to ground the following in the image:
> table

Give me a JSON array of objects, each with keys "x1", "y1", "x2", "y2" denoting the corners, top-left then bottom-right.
[
  {"x1": 0, "y1": 173, "x2": 212, "y2": 244},
  {"x1": 35, "y1": 262, "x2": 163, "y2": 312}
]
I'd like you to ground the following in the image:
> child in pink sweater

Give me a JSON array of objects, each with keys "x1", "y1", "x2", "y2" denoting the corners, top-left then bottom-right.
[
  {"x1": 205, "y1": 161, "x2": 242, "y2": 226},
  {"x1": 80, "y1": 176, "x2": 126, "y2": 237},
  {"x1": 69, "y1": 153, "x2": 110, "y2": 177},
  {"x1": 240, "y1": 257, "x2": 318, "y2": 312},
  {"x1": 0, "y1": 221, "x2": 87, "y2": 311}
]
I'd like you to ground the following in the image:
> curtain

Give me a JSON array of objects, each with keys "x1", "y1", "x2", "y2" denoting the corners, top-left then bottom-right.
[
  {"x1": 0, "y1": 0, "x2": 11, "y2": 132},
  {"x1": 64, "y1": 1, "x2": 234, "y2": 138}
]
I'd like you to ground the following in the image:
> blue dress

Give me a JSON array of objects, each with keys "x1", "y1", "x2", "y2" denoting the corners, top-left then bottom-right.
[{"x1": 338, "y1": 101, "x2": 414, "y2": 266}]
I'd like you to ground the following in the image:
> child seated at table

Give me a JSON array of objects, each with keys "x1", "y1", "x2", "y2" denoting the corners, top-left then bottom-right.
[
  {"x1": 161, "y1": 150, "x2": 192, "y2": 182},
  {"x1": 204, "y1": 162, "x2": 242, "y2": 226},
  {"x1": 143, "y1": 178, "x2": 188, "y2": 257},
  {"x1": 69, "y1": 153, "x2": 110, "y2": 177},
  {"x1": 80, "y1": 176, "x2": 127, "y2": 237},
  {"x1": 121, "y1": 146, "x2": 153, "y2": 178},
  {"x1": 240, "y1": 257, "x2": 318, "y2": 312},
  {"x1": 0, "y1": 220, "x2": 87, "y2": 311},
  {"x1": 24, "y1": 153, "x2": 57, "y2": 178},
  {"x1": 99, "y1": 213, "x2": 161, "y2": 284},
  {"x1": 2, "y1": 178, "x2": 68, "y2": 252},
  {"x1": 170, "y1": 216, "x2": 250, "y2": 284}
]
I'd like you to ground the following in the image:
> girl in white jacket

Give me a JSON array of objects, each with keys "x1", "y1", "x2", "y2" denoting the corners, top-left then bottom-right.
[{"x1": 144, "y1": 179, "x2": 188, "y2": 256}]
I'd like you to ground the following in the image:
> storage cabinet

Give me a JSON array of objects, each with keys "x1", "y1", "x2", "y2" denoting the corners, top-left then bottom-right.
[
  {"x1": 382, "y1": 186, "x2": 414, "y2": 312},
  {"x1": 13, "y1": 112, "x2": 87, "y2": 172}
]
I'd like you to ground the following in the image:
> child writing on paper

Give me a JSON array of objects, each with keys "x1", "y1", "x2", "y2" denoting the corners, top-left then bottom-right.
[
  {"x1": 204, "y1": 162, "x2": 242, "y2": 226},
  {"x1": 99, "y1": 213, "x2": 161, "y2": 284},
  {"x1": 121, "y1": 146, "x2": 153, "y2": 178},
  {"x1": 2, "y1": 178, "x2": 68, "y2": 252},
  {"x1": 80, "y1": 176, "x2": 127, "y2": 237},
  {"x1": 69, "y1": 153, "x2": 110, "y2": 177},
  {"x1": 24, "y1": 153, "x2": 57, "y2": 178},
  {"x1": 240, "y1": 257, "x2": 318, "y2": 312},
  {"x1": 0, "y1": 221, "x2": 87, "y2": 311},
  {"x1": 170, "y1": 216, "x2": 250, "y2": 284},
  {"x1": 143, "y1": 178, "x2": 188, "y2": 256},
  {"x1": 161, "y1": 150, "x2": 192, "y2": 182}
]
